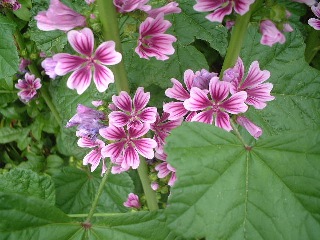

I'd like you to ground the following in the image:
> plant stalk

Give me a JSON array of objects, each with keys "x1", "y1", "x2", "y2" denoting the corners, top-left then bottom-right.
[
  {"x1": 96, "y1": 0, "x2": 130, "y2": 93},
  {"x1": 137, "y1": 157, "x2": 159, "y2": 211},
  {"x1": 220, "y1": 0, "x2": 262, "y2": 76},
  {"x1": 85, "y1": 164, "x2": 112, "y2": 223}
]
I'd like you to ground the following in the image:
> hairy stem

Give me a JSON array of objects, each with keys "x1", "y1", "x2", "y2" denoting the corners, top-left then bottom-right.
[
  {"x1": 97, "y1": 0, "x2": 130, "y2": 93},
  {"x1": 231, "y1": 120, "x2": 249, "y2": 148},
  {"x1": 85, "y1": 164, "x2": 112, "y2": 223},
  {"x1": 220, "y1": 0, "x2": 262, "y2": 76},
  {"x1": 137, "y1": 157, "x2": 159, "y2": 211}
]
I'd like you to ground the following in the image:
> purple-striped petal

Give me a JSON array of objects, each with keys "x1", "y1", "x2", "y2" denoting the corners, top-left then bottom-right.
[
  {"x1": 83, "y1": 149, "x2": 102, "y2": 172},
  {"x1": 66, "y1": 66, "x2": 92, "y2": 94},
  {"x1": 122, "y1": 146, "x2": 140, "y2": 169},
  {"x1": 209, "y1": 77, "x2": 230, "y2": 103},
  {"x1": 245, "y1": 83, "x2": 275, "y2": 109},
  {"x1": 165, "y1": 78, "x2": 190, "y2": 100},
  {"x1": 236, "y1": 116, "x2": 262, "y2": 139},
  {"x1": 184, "y1": 69, "x2": 195, "y2": 91},
  {"x1": 99, "y1": 125, "x2": 126, "y2": 140},
  {"x1": 241, "y1": 61, "x2": 270, "y2": 89},
  {"x1": 133, "y1": 87, "x2": 149, "y2": 111},
  {"x1": 308, "y1": 18, "x2": 320, "y2": 30},
  {"x1": 233, "y1": 0, "x2": 255, "y2": 15},
  {"x1": 94, "y1": 41, "x2": 122, "y2": 65},
  {"x1": 68, "y1": 28, "x2": 94, "y2": 56},
  {"x1": 215, "y1": 111, "x2": 232, "y2": 131},
  {"x1": 129, "y1": 123, "x2": 150, "y2": 138},
  {"x1": 155, "y1": 162, "x2": 171, "y2": 178},
  {"x1": 191, "y1": 109, "x2": 214, "y2": 124},
  {"x1": 108, "y1": 111, "x2": 130, "y2": 128},
  {"x1": 311, "y1": 4, "x2": 320, "y2": 18},
  {"x1": 93, "y1": 63, "x2": 114, "y2": 92},
  {"x1": 101, "y1": 141, "x2": 125, "y2": 159},
  {"x1": 220, "y1": 91, "x2": 248, "y2": 114},
  {"x1": 53, "y1": 53, "x2": 86, "y2": 76},
  {"x1": 112, "y1": 91, "x2": 133, "y2": 112},
  {"x1": 77, "y1": 137, "x2": 98, "y2": 148},
  {"x1": 138, "y1": 107, "x2": 157, "y2": 123},
  {"x1": 206, "y1": 3, "x2": 233, "y2": 22},
  {"x1": 193, "y1": 0, "x2": 221, "y2": 12},
  {"x1": 132, "y1": 138, "x2": 157, "y2": 159},
  {"x1": 163, "y1": 102, "x2": 189, "y2": 120},
  {"x1": 184, "y1": 87, "x2": 211, "y2": 111}
]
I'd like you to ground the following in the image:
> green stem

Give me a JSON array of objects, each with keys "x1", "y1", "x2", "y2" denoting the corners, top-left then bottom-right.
[
  {"x1": 230, "y1": 120, "x2": 249, "y2": 148},
  {"x1": 97, "y1": 0, "x2": 158, "y2": 211},
  {"x1": 220, "y1": 0, "x2": 262, "y2": 76},
  {"x1": 305, "y1": 29, "x2": 320, "y2": 64},
  {"x1": 6, "y1": 10, "x2": 62, "y2": 125},
  {"x1": 137, "y1": 158, "x2": 159, "y2": 211},
  {"x1": 96, "y1": 0, "x2": 130, "y2": 93},
  {"x1": 85, "y1": 164, "x2": 112, "y2": 223}
]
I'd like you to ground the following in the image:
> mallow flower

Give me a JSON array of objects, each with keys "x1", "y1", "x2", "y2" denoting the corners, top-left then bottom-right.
[
  {"x1": 15, "y1": 73, "x2": 41, "y2": 103},
  {"x1": 193, "y1": 0, "x2": 255, "y2": 22},
  {"x1": 308, "y1": 4, "x2": 320, "y2": 30},
  {"x1": 113, "y1": 0, "x2": 151, "y2": 13},
  {"x1": 53, "y1": 28, "x2": 122, "y2": 94},
  {"x1": 34, "y1": 0, "x2": 86, "y2": 31},
  {"x1": 123, "y1": 193, "x2": 141, "y2": 209},
  {"x1": 135, "y1": 13, "x2": 177, "y2": 60}
]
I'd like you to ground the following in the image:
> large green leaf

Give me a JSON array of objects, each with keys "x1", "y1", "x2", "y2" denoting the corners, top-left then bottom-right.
[
  {"x1": 0, "y1": 16, "x2": 19, "y2": 79},
  {"x1": 170, "y1": 0, "x2": 228, "y2": 56},
  {"x1": 165, "y1": 122, "x2": 320, "y2": 240},
  {"x1": 0, "y1": 192, "x2": 174, "y2": 240},
  {"x1": 52, "y1": 167, "x2": 134, "y2": 214},
  {"x1": 0, "y1": 168, "x2": 55, "y2": 205},
  {"x1": 241, "y1": 25, "x2": 320, "y2": 137},
  {"x1": 0, "y1": 127, "x2": 30, "y2": 144}
]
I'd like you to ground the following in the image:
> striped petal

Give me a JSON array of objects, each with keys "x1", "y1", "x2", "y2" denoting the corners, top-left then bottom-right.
[{"x1": 66, "y1": 66, "x2": 92, "y2": 95}]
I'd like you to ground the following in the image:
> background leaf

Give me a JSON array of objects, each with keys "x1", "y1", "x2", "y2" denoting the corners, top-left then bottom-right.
[
  {"x1": 52, "y1": 167, "x2": 134, "y2": 214},
  {"x1": 165, "y1": 122, "x2": 320, "y2": 240},
  {"x1": 0, "y1": 16, "x2": 19, "y2": 79},
  {"x1": 0, "y1": 168, "x2": 55, "y2": 205},
  {"x1": 0, "y1": 127, "x2": 30, "y2": 144}
]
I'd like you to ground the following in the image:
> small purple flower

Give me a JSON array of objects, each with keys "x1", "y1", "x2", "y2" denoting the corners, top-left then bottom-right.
[
  {"x1": 223, "y1": 58, "x2": 275, "y2": 110},
  {"x1": 66, "y1": 104, "x2": 106, "y2": 139},
  {"x1": 308, "y1": 4, "x2": 320, "y2": 30},
  {"x1": 41, "y1": 57, "x2": 58, "y2": 79},
  {"x1": 18, "y1": 59, "x2": 31, "y2": 73},
  {"x1": 236, "y1": 116, "x2": 262, "y2": 139},
  {"x1": 53, "y1": 28, "x2": 122, "y2": 94},
  {"x1": 135, "y1": 13, "x2": 177, "y2": 60},
  {"x1": 109, "y1": 87, "x2": 157, "y2": 129},
  {"x1": 124, "y1": 193, "x2": 141, "y2": 209},
  {"x1": 147, "y1": 2, "x2": 181, "y2": 18},
  {"x1": 154, "y1": 152, "x2": 176, "y2": 186},
  {"x1": 78, "y1": 137, "x2": 107, "y2": 174},
  {"x1": 163, "y1": 69, "x2": 217, "y2": 121},
  {"x1": 260, "y1": 20, "x2": 286, "y2": 47},
  {"x1": 113, "y1": 0, "x2": 151, "y2": 13},
  {"x1": 34, "y1": 0, "x2": 86, "y2": 31},
  {"x1": 184, "y1": 77, "x2": 248, "y2": 131},
  {"x1": 193, "y1": 0, "x2": 255, "y2": 22},
  {"x1": 150, "y1": 112, "x2": 182, "y2": 154},
  {"x1": 15, "y1": 73, "x2": 41, "y2": 103},
  {"x1": 100, "y1": 124, "x2": 157, "y2": 170}
]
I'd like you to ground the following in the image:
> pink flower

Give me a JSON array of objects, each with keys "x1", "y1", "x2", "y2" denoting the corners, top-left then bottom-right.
[
  {"x1": 41, "y1": 57, "x2": 58, "y2": 79},
  {"x1": 154, "y1": 152, "x2": 176, "y2": 186},
  {"x1": 308, "y1": 4, "x2": 320, "y2": 30},
  {"x1": 100, "y1": 124, "x2": 157, "y2": 170},
  {"x1": 53, "y1": 28, "x2": 122, "y2": 94},
  {"x1": 193, "y1": 0, "x2": 255, "y2": 22},
  {"x1": 124, "y1": 193, "x2": 141, "y2": 209},
  {"x1": 78, "y1": 137, "x2": 107, "y2": 174},
  {"x1": 184, "y1": 77, "x2": 248, "y2": 131},
  {"x1": 18, "y1": 58, "x2": 31, "y2": 72},
  {"x1": 150, "y1": 112, "x2": 182, "y2": 154},
  {"x1": 34, "y1": 0, "x2": 86, "y2": 31},
  {"x1": 163, "y1": 69, "x2": 217, "y2": 121},
  {"x1": 147, "y1": 2, "x2": 181, "y2": 18},
  {"x1": 113, "y1": 0, "x2": 151, "y2": 13},
  {"x1": 15, "y1": 73, "x2": 41, "y2": 103},
  {"x1": 260, "y1": 20, "x2": 286, "y2": 47},
  {"x1": 108, "y1": 87, "x2": 157, "y2": 129},
  {"x1": 151, "y1": 182, "x2": 159, "y2": 190},
  {"x1": 135, "y1": 14, "x2": 177, "y2": 60},
  {"x1": 236, "y1": 116, "x2": 262, "y2": 139},
  {"x1": 223, "y1": 58, "x2": 275, "y2": 109}
]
